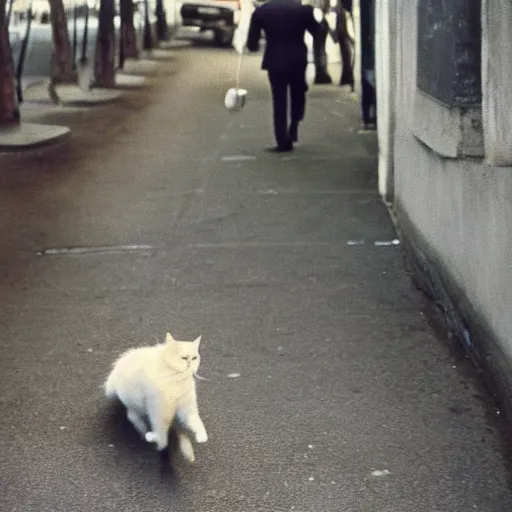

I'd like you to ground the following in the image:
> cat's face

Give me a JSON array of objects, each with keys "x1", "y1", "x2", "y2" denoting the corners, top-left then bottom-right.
[{"x1": 164, "y1": 332, "x2": 201, "y2": 375}]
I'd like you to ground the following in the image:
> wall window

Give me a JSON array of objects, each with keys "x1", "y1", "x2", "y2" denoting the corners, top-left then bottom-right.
[
  {"x1": 417, "y1": 0, "x2": 481, "y2": 107},
  {"x1": 412, "y1": 0, "x2": 484, "y2": 159}
]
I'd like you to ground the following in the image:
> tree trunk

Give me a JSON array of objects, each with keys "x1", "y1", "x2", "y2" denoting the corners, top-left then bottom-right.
[
  {"x1": 155, "y1": 0, "x2": 169, "y2": 41},
  {"x1": 48, "y1": 0, "x2": 75, "y2": 83},
  {"x1": 0, "y1": 1, "x2": 19, "y2": 126},
  {"x1": 16, "y1": 5, "x2": 33, "y2": 104},
  {"x1": 142, "y1": 0, "x2": 153, "y2": 50},
  {"x1": 80, "y1": 2, "x2": 90, "y2": 64},
  {"x1": 6, "y1": 0, "x2": 14, "y2": 26},
  {"x1": 94, "y1": 0, "x2": 116, "y2": 87},
  {"x1": 120, "y1": 0, "x2": 138, "y2": 64}
]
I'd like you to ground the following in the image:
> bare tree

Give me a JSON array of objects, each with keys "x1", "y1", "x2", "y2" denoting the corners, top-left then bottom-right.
[
  {"x1": 5, "y1": 0, "x2": 13, "y2": 25},
  {"x1": 80, "y1": 1, "x2": 90, "y2": 65},
  {"x1": 0, "y1": 0, "x2": 19, "y2": 125},
  {"x1": 15, "y1": 2, "x2": 33, "y2": 103},
  {"x1": 155, "y1": 0, "x2": 168, "y2": 41},
  {"x1": 142, "y1": 0, "x2": 153, "y2": 50},
  {"x1": 120, "y1": 0, "x2": 138, "y2": 67},
  {"x1": 48, "y1": 0, "x2": 75, "y2": 102},
  {"x1": 94, "y1": 0, "x2": 116, "y2": 87}
]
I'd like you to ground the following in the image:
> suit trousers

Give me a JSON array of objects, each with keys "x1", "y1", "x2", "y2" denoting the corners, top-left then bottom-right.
[{"x1": 268, "y1": 70, "x2": 308, "y2": 147}]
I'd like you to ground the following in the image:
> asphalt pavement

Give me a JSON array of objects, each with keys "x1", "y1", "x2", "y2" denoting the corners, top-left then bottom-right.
[{"x1": 1, "y1": 40, "x2": 512, "y2": 512}]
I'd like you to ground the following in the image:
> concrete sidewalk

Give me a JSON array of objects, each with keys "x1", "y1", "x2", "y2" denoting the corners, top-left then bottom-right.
[
  {"x1": 182, "y1": 59, "x2": 512, "y2": 510},
  {"x1": 0, "y1": 47, "x2": 511, "y2": 512}
]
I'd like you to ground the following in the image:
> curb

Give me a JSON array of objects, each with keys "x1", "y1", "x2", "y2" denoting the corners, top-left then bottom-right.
[
  {"x1": 0, "y1": 122, "x2": 71, "y2": 152},
  {"x1": 56, "y1": 85, "x2": 122, "y2": 107},
  {"x1": 22, "y1": 76, "x2": 49, "y2": 92},
  {"x1": 114, "y1": 74, "x2": 146, "y2": 89}
]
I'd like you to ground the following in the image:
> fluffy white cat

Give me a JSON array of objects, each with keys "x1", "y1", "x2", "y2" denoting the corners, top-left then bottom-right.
[{"x1": 104, "y1": 332, "x2": 208, "y2": 463}]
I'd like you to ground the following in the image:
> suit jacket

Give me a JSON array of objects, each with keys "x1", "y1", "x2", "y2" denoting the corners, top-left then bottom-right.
[{"x1": 247, "y1": 0, "x2": 320, "y2": 74}]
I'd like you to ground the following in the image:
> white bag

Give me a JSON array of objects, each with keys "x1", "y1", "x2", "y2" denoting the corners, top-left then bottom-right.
[
  {"x1": 225, "y1": 87, "x2": 248, "y2": 109},
  {"x1": 224, "y1": 49, "x2": 247, "y2": 110}
]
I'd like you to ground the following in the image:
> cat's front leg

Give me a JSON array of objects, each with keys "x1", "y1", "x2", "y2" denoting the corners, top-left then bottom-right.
[
  {"x1": 191, "y1": 414, "x2": 208, "y2": 443},
  {"x1": 147, "y1": 398, "x2": 175, "y2": 454},
  {"x1": 127, "y1": 409, "x2": 148, "y2": 438},
  {"x1": 177, "y1": 408, "x2": 208, "y2": 443}
]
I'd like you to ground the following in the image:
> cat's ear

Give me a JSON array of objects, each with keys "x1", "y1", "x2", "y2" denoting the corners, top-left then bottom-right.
[
  {"x1": 193, "y1": 335, "x2": 202, "y2": 348},
  {"x1": 165, "y1": 332, "x2": 176, "y2": 344}
]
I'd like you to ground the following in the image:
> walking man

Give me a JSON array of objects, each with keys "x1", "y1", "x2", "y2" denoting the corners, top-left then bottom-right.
[{"x1": 247, "y1": 0, "x2": 320, "y2": 152}]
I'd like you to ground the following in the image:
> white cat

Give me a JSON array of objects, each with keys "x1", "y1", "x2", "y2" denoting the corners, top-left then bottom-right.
[{"x1": 104, "y1": 332, "x2": 208, "y2": 463}]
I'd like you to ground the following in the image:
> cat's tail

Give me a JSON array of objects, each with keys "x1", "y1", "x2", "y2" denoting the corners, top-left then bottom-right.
[{"x1": 104, "y1": 371, "x2": 117, "y2": 399}]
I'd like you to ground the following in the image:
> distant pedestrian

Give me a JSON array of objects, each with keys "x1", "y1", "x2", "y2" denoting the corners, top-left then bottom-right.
[
  {"x1": 335, "y1": 0, "x2": 354, "y2": 89},
  {"x1": 246, "y1": 0, "x2": 320, "y2": 152}
]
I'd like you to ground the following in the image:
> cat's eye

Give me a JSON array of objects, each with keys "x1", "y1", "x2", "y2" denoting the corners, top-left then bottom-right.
[
  {"x1": 192, "y1": 356, "x2": 198, "y2": 360},
  {"x1": 182, "y1": 357, "x2": 188, "y2": 361}
]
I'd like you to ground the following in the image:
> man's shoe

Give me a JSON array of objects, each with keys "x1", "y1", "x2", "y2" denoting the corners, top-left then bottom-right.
[
  {"x1": 340, "y1": 75, "x2": 355, "y2": 91},
  {"x1": 288, "y1": 124, "x2": 299, "y2": 143},
  {"x1": 265, "y1": 143, "x2": 294, "y2": 153},
  {"x1": 315, "y1": 72, "x2": 333, "y2": 84}
]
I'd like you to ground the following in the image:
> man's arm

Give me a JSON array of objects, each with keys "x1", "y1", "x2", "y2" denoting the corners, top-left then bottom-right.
[{"x1": 246, "y1": 8, "x2": 262, "y2": 52}]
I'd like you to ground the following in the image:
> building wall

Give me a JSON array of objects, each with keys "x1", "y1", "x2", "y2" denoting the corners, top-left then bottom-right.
[
  {"x1": 482, "y1": 0, "x2": 512, "y2": 167},
  {"x1": 382, "y1": 0, "x2": 512, "y2": 385},
  {"x1": 375, "y1": 0, "x2": 395, "y2": 202},
  {"x1": 351, "y1": 0, "x2": 361, "y2": 97}
]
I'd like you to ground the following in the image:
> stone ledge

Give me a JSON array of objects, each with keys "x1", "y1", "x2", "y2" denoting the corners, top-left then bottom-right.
[
  {"x1": 118, "y1": 59, "x2": 159, "y2": 76},
  {"x1": 158, "y1": 39, "x2": 193, "y2": 49},
  {"x1": 56, "y1": 85, "x2": 121, "y2": 106},
  {"x1": 0, "y1": 123, "x2": 70, "y2": 151},
  {"x1": 23, "y1": 83, "x2": 122, "y2": 106},
  {"x1": 412, "y1": 90, "x2": 484, "y2": 159},
  {"x1": 115, "y1": 74, "x2": 146, "y2": 89}
]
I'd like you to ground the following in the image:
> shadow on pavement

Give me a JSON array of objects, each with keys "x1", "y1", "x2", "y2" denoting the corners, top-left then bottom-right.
[{"x1": 94, "y1": 398, "x2": 188, "y2": 483}]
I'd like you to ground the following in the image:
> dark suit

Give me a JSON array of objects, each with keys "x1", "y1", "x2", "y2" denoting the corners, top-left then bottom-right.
[{"x1": 247, "y1": 0, "x2": 319, "y2": 149}]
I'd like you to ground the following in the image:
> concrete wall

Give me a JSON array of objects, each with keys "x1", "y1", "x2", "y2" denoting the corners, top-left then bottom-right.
[
  {"x1": 375, "y1": 0, "x2": 396, "y2": 202},
  {"x1": 378, "y1": 0, "x2": 512, "y2": 394},
  {"x1": 351, "y1": 0, "x2": 361, "y2": 97},
  {"x1": 482, "y1": 0, "x2": 512, "y2": 166}
]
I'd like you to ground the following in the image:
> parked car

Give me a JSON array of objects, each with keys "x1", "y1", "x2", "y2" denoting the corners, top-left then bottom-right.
[{"x1": 180, "y1": 0, "x2": 241, "y2": 46}]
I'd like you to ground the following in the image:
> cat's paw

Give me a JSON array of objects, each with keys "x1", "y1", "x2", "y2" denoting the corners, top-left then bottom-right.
[
  {"x1": 145, "y1": 431, "x2": 158, "y2": 443},
  {"x1": 195, "y1": 430, "x2": 208, "y2": 443}
]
